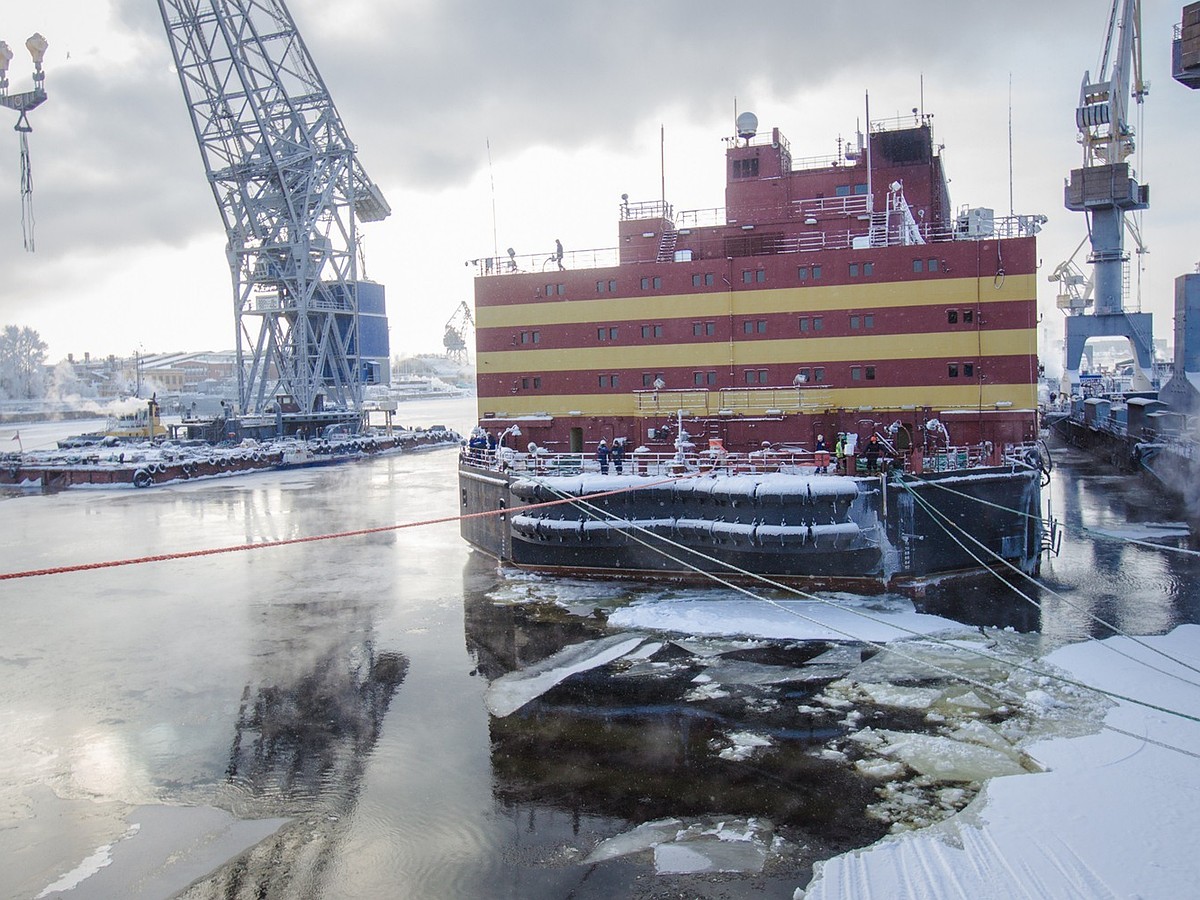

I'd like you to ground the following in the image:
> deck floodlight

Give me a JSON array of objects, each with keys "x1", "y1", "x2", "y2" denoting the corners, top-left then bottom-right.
[{"x1": 26, "y1": 33, "x2": 48, "y2": 69}]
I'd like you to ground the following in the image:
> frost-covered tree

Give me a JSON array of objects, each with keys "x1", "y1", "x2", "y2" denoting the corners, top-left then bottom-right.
[{"x1": 0, "y1": 325, "x2": 49, "y2": 400}]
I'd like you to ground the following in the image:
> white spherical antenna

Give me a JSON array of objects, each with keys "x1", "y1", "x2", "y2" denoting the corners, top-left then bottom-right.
[{"x1": 736, "y1": 111, "x2": 758, "y2": 141}]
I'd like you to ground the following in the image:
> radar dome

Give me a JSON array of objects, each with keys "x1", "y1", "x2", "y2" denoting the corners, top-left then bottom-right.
[{"x1": 736, "y1": 111, "x2": 758, "y2": 140}]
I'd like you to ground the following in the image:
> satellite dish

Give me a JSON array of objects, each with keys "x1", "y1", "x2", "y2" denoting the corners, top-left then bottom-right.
[{"x1": 736, "y1": 111, "x2": 758, "y2": 141}]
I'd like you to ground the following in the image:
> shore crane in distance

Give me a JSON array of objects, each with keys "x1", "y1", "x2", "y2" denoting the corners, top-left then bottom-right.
[{"x1": 443, "y1": 301, "x2": 475, "y2": 365}]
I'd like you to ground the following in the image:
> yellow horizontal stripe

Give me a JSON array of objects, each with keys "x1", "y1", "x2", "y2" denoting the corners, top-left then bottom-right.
[
  {"x1": 476, "y1": 384, "x2": 1038, "y2": 419},
  {"x1": 477, "y1": 329, "x2": 1036, "y2": 373},
  {"x1": 476, "y1": 274, "x2": 1036, "y2": 329}
]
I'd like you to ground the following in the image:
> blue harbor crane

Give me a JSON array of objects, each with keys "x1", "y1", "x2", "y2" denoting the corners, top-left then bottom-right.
[
  {"x1": 1057, "y1": 0, "x2": 1154, "y2": 394},
  {"x1": 156, "y1": 1, "x2": 391, "y2": 433}
]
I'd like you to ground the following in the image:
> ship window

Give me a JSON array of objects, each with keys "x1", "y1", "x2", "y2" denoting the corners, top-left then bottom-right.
[
  {"x1": 596, "y1": 280, "x2": 605, "y2": 293},
  {"x1": 812, "y1": 265, "x2": 822, "y2": 280},
  {"x1": 733, "y1": 157, "x2": 759, "y2": 178},
  {"x1": 640, "y1": 275, "x2": 663, "y2": 290},
  {"x1": 693, "y1": 322, "x2": 703, "y2": 336},
  {"x1": 913, "y1": 259, "x2": 925, "y2": 272},
  {"x1": 849, "y1": 263, "x2": 860, "y2": 277},
  {"x1": 835, "y1": 184, "x2": 851, "y2": 197},
  {"x1": 947, "y1": 310, "x2": 959, "y2": 324},
  {"x1": 598, "y1": 328, "x2": 606, "y2": 341},
  {"x1": 545, "y1": 283, "x2": 554, "y2": 295},
  {"x1": 814, "y1": 367, "x2": 826, "y2": 382},
  {"x1": 598, "y1": 374, "x2": 620, "y2": 388},
  {"x1": 694, "y1": 371, "x2": 705, "y2": 386},
  {"x1": 641, "y1": 276, "x2": 649, "y2": 289},
  {"x1": 706, "y1": 322, "x2": 715, "y2": 335},
  {"x1": 798, "y1": 367, "x2": 810, "y2": 382},
  {"x1": 707, "y1": 371, "x2": 717, "y2": 385},
  {"x1": 557, "y1": 284, "x2": 566, "y2": 295},
  {"x1": 654, "y1": 276, "x2": 662, "y2": 288},
  {"x1": 745, "y1": 369, "x2": 758, "y2": 384},
  {"x1": 798, "y1": 266, "x2": 809, "y2": 281},
  {"x1": 743, "y1": 320, "x2": 753, "y2": 334},
  {"x1": 854, "y1": 183, "x2": 869, "y2": 195},
  {"x1": 850, "y1": 365, "x2": 862, "y2": 381},
  {"x1": 963, "y1": 309, "x2": 974, "y2": 324},
  {"x1": 693, "y1": 274, "x2": 703, "y2": 287},
  {"x1": 850, "y1": 315, "x2": 860, "y2": 329},
  {"x1": 799, "y1": 316, "x2": 809, "y2": 332},
  {"x1": 609, "y1": 327, "x2": 618, "y2": 340},
  {"x1": 757, "y1": 320, "x2": 767, "y2": 333},
  {"x1": 743, "y1": 270, "x2": 753, "y2": 284},
  {"x1": 520, "y1": 330, "x2": 540, "y2": 344},
  {"x1": 866, "y1": 366, "x2": 876, "y2": 380},
  {"x1": 655, "y1": 324, "x2": 663, "y2": 337},
  {"x1": 758, "y1": 368, "x2": 768, "y2": 382},
  {"x1": 642, "y1": 325, "x2": 650, "y2": 338},
  {"x1": 756, "y1": 270, "x2": 766, "y2": 283},
  {"x1": 864, "y1": 314, "x2": 874, "y2": 329},
  {"x1": 948, "y1": 363, "x2": 959, "y2": 378},
  {"x1": 642, "y1": 372, "x2": 662, "y2": 387},
  {"x1": 534, "y1": 377, "x2": 542, "y2": 388},
  {"x1": 522, "y1": 377, "x2": 530, "y2": 389},
  {"x1": 813, "y1": 316, "x2": 824, "y2": 331},
  {"x1": 963, "y1": 362, "x2": 974, "y2": 377},
  {"x1": 928, "y1": 258, "x2": 939, "y2": 272},
  {"x1": 863, "y1": 262, "x2": 874, "y2": 275}
]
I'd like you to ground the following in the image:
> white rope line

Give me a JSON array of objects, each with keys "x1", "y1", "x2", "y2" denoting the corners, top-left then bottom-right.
[
  {"x1": 898, "y1": 477, "x2": 1200, "y2": 686},
  {"x1": 528, "y1": 477, "x2": 1200, "y2": 743}
]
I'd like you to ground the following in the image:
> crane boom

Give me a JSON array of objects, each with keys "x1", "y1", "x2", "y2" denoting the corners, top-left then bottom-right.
[{"x1": 157, "y1": 0, "x2": 391, "y2": 425}]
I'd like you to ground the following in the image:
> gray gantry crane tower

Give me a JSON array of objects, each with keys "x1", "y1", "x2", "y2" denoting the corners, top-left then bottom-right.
[
  {"x1": 156, "y1": 0, "x2": 391, "y2": 434},
  {"x1": 1058, "y1": 0, "x2": 1153, "y2": 394}
]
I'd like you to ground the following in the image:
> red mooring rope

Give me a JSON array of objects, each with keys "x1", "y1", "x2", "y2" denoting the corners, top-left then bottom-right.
[{"x1": 0, "y1": 474, "x2": 692, "y2": 581}]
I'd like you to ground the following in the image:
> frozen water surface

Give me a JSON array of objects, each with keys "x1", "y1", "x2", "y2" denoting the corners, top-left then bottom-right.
[{"x1": 3, "y1": 409, "x2": 1200, "y2": 898}]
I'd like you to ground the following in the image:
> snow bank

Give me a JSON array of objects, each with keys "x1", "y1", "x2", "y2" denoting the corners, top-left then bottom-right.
[
  {"x1": 800, "y1": 625, "x2": 1200, "y2": 899},
  {"x1": 607, "y1": 597, "x2": 960, "y2": 643}
]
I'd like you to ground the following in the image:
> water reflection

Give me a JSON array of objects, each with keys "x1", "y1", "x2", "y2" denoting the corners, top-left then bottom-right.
[{"x1": 463, "y1": 561, "x2": 901, "y2": 888}]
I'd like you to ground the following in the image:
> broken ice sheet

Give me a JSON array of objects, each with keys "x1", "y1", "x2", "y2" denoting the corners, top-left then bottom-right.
[
  {"x1": 584, "y1": 816, "x2": 774, "y2": 875},
  {"x1": 715, "y1": 730, "x2": 774, "y2": 761},
  {"x1": 850, "y1": 728, "x2": 1030, "y2": 782},
  {"x1": 485, "y1": 633, "x2": 645, "y2": 717}
]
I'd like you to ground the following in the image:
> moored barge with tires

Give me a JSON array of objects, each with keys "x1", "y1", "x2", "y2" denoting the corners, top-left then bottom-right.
[{"x1": 458, "y1": 104, "x2": 1049, "y2": 588}]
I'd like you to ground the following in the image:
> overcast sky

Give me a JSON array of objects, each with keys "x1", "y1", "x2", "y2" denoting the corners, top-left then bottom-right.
[{"x1": 1, "y1": 0, "x2": 1196, "y2": 370}]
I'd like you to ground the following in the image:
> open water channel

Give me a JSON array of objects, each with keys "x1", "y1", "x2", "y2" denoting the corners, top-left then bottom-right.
[{"x1": 2, "y1": 397, "x2": 1198, "y2": 899}]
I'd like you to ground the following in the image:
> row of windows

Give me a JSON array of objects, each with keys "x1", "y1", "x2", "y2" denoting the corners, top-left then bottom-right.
[
  {"x1": 549, "y1": 257, "x2": 943, "y2": 300},
  {"x1": 535, "y1": 309, "x2": 964, "y2": 347},
  {"x1": 834, "y1": 183, "x2": 870, "y2": 196},
  {"x1": 515, "y1": 361, "x2": 974, "y2": 391}
]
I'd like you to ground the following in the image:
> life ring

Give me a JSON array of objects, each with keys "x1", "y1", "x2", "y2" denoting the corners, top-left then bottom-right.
[{"x1": 133, "y1": 468, "x2": 153, "y2": 488}]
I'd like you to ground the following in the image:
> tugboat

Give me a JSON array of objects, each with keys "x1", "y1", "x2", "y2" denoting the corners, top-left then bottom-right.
[{"x1": 458, "y1": 104, "x2": 1050, "y2": 590}]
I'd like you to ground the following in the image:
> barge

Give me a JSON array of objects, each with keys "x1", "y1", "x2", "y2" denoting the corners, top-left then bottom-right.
[{"x1": 459, "y1": 104, "x2": 1049, "y2": 588}]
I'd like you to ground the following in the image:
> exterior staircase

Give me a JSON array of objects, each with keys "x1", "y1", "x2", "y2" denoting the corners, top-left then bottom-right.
[{"x1": 656, "y1": 230, "x2": 679, "y2": 263}]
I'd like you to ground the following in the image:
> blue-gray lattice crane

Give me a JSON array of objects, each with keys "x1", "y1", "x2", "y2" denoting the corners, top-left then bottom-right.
[
  {"x1": 156, "y1": 0, "x2": 391, "y2": 427},
  {"x1": 1059, "y1": 0, "x2": 1154, "y2": 393}
]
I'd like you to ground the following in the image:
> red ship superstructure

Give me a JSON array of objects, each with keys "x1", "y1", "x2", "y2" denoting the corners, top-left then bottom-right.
[{"x1": 469, "y1": 111, "x2": 1043, "y2": 458}]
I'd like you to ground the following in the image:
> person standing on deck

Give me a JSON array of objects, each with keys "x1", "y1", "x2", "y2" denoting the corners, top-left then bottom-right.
[
  {"x1": 865, "y1": 434, "x2": 882, "y2": 473},
  {"x1": 597, "y1": 439, "x2": 610, "y2": 474},
  {"x1": 834, "y1": 433, "x2": 846, "y2": 474},
  {"x1": 612, "y1": 438, "x2": 626, "y2": 474},
  {"x1": 814, "y1": 434, "x2": 830, "y2": 473}
]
